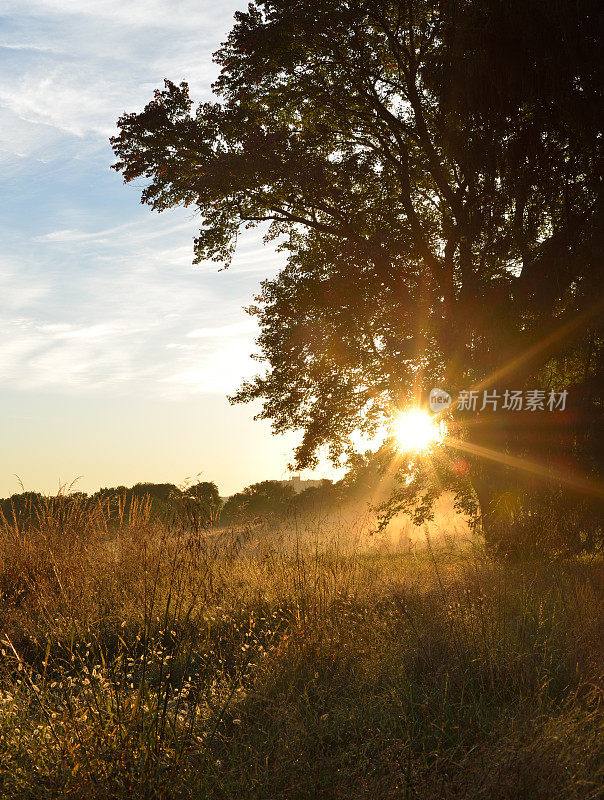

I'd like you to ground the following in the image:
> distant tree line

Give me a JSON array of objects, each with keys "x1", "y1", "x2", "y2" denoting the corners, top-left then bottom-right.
[
  {"x1": 0, "y1": 481, "x2": 221, "y2": 532},
  {"x1": 0, "y1": 458, "x2": 389, "y2": 533}
]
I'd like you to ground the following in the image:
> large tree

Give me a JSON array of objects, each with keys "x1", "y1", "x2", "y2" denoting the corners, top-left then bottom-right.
[{"x1": 112, "y1": 0, "x2": 603, "y2": 551}]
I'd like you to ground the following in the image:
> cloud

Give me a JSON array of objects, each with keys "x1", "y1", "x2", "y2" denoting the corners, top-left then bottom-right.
[
  {"x1": 0, "y1": 257, "x2": 51, "y2": 310},
  {"x1": 0, "y1": 0, "x2": 287, "y2": 400},
  {"x1": 185, "y1": 320, "x2": 257, "y2": 339},
  {"x1": 0, "y1": 0, "x2": 242, "y2": 159},
  {"x1": 0, "y1": 207, "x2": 283, "y2": 394},
  {"x1": 0, "y1": 69, "x2": 125, "y2": 138},
  {"x1": 2, "y1": 0, "x2": 235, "y2": 31},
  {"x1": 0, "y1": 43, "x2": 64, "y2": 54},
  {"x1": 0, "y1": 316, "x2": 152, "y2": 389},
  {"x1": 35, "y1": 226, "x2": 134, "y2": 243},
  {"x1": 161, "y1": 339, "x2": 260, "y2": 395},
  {"x1": 34, "y1": 217, "x2": 193, "y2": 244}
]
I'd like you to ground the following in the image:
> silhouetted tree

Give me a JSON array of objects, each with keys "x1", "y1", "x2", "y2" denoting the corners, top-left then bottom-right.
[
  {"x1": 0, "y1": 492, "x2": 45, "y2": 530},
  {"x1": 293, "y1": 479, "x2": 342, "y2": 514},
  {"x1": 112, "y1": 0, "x2": 603, "y2": 553},
  {"x1": 179, "y1": 481, "x2": 222, "y2": 530},
  {"x1": 221, "y1": 480, "x2": 295, "y2": 525}
]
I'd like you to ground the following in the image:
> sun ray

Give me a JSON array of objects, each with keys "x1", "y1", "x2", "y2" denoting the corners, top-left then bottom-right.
[
  {"x1": 447, "y1": 437, "x2": 604, "y2": 500},
  {"x1": 449, "y1": 295, "x2": 604, "y2": 413}
]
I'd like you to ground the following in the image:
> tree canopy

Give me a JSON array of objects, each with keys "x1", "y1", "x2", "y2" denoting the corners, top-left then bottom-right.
[
  {"x1": 221, "y1": 480, "x2": 295, "y2": 524},
  {"x1": 112, "y1": 0, "x2": 603, "y2": 549}
]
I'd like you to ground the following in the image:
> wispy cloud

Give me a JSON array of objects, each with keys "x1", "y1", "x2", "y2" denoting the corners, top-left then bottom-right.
[
  {"x1": 0, "y1": 1, "x2": 311, "y2": 496},
  {"x1": 1, "y1": 208, "x2": 281, "y2": 394},
  {"x1": 185, "y1": 320, "x2": 257, "y2": 339},
  {"x1": 34, "y1": 217, "x2": 194, "y2": 244},
  {"x1": 0, "y1": 0, "x2": 286, "y2": 395},
  {"x1": 0, "y1": 0, "x2": 241, "y2": 155},
  {"x1": 0, "y1": 42, "x2": 64, "y2": 53}
]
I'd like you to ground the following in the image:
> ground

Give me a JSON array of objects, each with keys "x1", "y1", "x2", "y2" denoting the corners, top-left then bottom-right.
[{"x1": 0, "y1": 503, "x2": 602, "y2": 798}]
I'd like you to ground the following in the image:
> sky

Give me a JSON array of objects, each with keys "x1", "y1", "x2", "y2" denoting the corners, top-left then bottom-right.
[{"x1": 0, "y1": 0, "x2": 341, "y2": 498}]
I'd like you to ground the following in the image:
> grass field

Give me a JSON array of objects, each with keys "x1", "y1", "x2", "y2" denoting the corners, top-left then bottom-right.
[{"x1": 0, "y1": 496, "x2": 602, "y2": 799}]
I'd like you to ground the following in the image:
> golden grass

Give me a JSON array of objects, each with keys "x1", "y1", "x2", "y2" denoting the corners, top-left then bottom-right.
[{"x1": 0, "y1": 496, "x2": 602, "y2": 798}]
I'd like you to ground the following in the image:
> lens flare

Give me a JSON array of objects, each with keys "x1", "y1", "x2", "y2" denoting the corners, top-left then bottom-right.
[{"x1": 393, "y1": 409, "x2": 443, "y2": 453}]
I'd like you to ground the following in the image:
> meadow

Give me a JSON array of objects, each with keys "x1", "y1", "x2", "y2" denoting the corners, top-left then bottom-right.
[{"x1": 0, "y1": 493, "x2": 601, "y2": 799}]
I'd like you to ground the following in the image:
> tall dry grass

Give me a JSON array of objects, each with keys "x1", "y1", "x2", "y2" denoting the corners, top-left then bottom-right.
[{"x1": 0, "y1": 492, "x2": 601, "y2": 799}]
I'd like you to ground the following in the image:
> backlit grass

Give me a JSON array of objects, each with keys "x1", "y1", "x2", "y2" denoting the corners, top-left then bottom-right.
[{"x1": 0, "y1": 495, "x2": 601, "y2": 798}]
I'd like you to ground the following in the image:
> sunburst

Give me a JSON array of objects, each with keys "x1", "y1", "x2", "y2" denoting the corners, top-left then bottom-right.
[{"x1": 393, "y1": 409, "x2": 444, "y2": 454}]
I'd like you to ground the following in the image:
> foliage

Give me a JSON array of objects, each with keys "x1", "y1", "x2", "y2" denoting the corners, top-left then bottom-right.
[
  {"x1": 292, "y1": 479, "x2": 343, "y2": 515},
  {"x1": 111, "y1": 0, "x2": 603, "y2": 554},
  {"x1": 177, "y1": 481, "x2": 222, "y2": 532},
  {"x1": 221, "y1": 480, "x2": 295, "y2": 525},
  {"x1": 0, "y1": 481, "x2": 224, "y2": 536}
]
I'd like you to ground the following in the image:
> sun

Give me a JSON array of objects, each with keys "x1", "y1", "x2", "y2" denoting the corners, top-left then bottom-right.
[{"x1": 393, "y1": 409, "x2": 443, "y2": 453}]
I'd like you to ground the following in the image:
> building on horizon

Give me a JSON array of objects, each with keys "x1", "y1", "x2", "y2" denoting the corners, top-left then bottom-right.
[{"x1": 279, "y1": 475, "x2": 329, "y2": 494}]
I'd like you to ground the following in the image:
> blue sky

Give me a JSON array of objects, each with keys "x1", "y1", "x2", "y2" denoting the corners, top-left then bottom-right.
[{"x1": 0, "y1": 0, "x2": 340, "y2": 497}]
